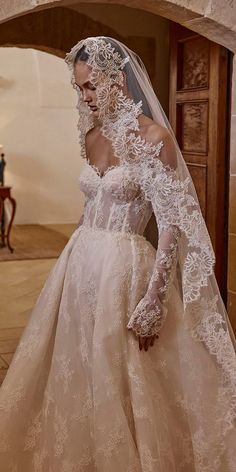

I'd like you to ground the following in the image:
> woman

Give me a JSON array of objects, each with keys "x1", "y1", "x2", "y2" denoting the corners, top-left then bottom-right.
[{"x1": 0, "y1": 36, "x2": 235, "y2": 472}]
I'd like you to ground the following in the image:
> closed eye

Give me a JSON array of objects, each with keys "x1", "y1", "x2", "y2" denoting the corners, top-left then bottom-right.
[{"x1": 74, "y1": 82, "x2": 96, "y2": 92}]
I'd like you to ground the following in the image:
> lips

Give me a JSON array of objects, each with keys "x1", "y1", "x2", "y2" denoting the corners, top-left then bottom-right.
[{"x1": 89, "y1": 106, "x2": 98, "y2": 111}]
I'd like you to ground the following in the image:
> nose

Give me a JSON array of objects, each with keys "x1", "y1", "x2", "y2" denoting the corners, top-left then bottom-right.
[{"x1": 82, "y1": 89, "x2": 92, "y2": 103}]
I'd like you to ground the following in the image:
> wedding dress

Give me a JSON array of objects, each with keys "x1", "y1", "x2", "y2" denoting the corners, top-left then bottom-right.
[{"x1": 0, "y1": 36, "x2": 235, "y2": 472}]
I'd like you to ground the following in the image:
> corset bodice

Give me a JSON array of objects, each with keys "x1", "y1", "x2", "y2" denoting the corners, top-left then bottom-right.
[{"x1": 78, "y1": 162, "x2": 153, "y2": 235}]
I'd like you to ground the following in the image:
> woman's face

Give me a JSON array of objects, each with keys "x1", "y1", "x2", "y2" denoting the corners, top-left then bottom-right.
[{"x1": 73, "y1": 61, "x2": 99, "y2": 117}]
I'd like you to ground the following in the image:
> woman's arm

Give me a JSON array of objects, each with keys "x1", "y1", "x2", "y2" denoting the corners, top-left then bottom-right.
[
  {"x1": 127, "y1": 225, "x2": 180, "y2": 337},
  {"x1": 127, "y1": 128, "x2": 181, "y2": 338}
]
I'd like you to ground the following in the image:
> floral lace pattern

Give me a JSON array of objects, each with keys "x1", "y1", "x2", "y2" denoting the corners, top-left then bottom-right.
[
  {"x1": 66, "y1": 36, "x2": 236, "y2": 469},
  {"x1": 0, "y1": 36, "x2": 235, "y2": 472},
  {"x1": 65, "y1": 37, "x2": 216, "y2": 321},
  {"x1": 127, "y1": 225, "x2": 180, "y2": 337},
  {"x1": 0, "y1": 214, "x2": 235, "y2": 471}
]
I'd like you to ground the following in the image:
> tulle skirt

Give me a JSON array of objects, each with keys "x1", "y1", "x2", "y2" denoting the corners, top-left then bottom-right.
[{"x1": 0, "y1": 225, "x2": 235, "y2": 472}]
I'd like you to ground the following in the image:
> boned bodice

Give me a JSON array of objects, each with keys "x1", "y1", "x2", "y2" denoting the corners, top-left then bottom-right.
[{"x1": 78, "y1": 162, "x2": 153, "y2": 236}]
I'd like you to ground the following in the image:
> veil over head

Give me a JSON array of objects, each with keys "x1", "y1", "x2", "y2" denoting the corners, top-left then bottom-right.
[{"x1": 65, "y1": 36, "x2": 236, "y2": 467}]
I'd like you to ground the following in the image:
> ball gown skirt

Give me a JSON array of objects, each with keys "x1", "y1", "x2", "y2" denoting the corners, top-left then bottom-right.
[{"x1": 0, "y1": 225, "x2": 234, "y2": 472}]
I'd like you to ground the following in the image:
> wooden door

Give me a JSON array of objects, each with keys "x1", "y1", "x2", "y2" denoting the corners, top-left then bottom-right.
[{"x1": 169, "y1": 23, "x2": 230, "y2": 301}]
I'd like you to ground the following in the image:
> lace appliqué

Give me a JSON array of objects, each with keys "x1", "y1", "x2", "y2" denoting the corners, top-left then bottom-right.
[
  {"x1": 137, "y1": 156, "x2": 215, "y2": 300},
  {"x1": 127, "y1": 298, "x2": 163, "y2": 337},
  {"x1": 65, "y1": 36, "x2": 216, "y2": 308},
  {"x1": 64, "y1": 40, "x2": 236, "y2": 468},
  {"x1": 127, "y1": 225, "x2": 180, "y2": 337}
]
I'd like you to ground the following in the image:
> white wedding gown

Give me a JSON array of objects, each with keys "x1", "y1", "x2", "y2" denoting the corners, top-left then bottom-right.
[{"x1": 0, "y1": 161, "x2": 235, "y2": 472}]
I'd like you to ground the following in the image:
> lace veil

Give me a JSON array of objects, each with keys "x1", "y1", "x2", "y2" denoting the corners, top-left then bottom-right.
[{"x1": 65, "y1": 36, "x2": 236, "y2": 462}]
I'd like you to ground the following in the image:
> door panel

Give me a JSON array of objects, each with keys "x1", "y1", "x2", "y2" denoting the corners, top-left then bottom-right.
[{"x1": 169, "y1": 23, "x2": 229, "y2": 300}]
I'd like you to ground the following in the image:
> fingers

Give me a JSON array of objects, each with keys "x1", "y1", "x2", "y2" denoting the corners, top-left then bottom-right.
[
  {"x1": 139, "y1": 336, "x2": 142, "y2": 350},
  {"x1": 139, "y1": 335, "x2": 157, "y2": 351}
]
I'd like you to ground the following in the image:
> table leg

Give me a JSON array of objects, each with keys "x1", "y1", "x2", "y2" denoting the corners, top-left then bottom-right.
[
  {"x1": 0, "y1": 198, "x2": 5, "y2": 247},
  {"x1": 6, "y1": 196, "x2": 16, "y2": 253}
]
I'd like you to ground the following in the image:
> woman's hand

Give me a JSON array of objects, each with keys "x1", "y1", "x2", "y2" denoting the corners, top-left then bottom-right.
[
  {"x1": 138, "y1": 333, "x2": 159, "y2": 351},
  {"x1": 127, "y1": 295, "x2": 165, "y2": 339}
]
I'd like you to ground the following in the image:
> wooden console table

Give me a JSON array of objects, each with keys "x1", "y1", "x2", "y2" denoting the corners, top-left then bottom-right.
[{"x1": 0, "y1": 186, "x2": 16, "y2": 253}]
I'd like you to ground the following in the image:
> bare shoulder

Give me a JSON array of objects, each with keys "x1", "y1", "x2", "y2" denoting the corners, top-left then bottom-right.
[
  {"x1": 139, "y1": 116, "x2": 170, "y2": 144},
  {"x1": 139, "y1": 115, "x2": 177, "y2": 167},
  {"x1": 85, "y1": 126, "x2": 101, "y2": 147},
  {"x1": 84, "y1": 127, "x2": 103, "y2": 161},
  {"x1": 147, "y1": 123, "x2": 170, "y2": 144}
]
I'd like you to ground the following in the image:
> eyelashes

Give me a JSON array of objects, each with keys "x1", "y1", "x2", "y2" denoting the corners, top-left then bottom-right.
[
  {"x1": 86, "y1": 84, "x2": 96, "y2": 91},
  {"x1": 74, "y1": 83, "x2": 96, "y2": 92}
]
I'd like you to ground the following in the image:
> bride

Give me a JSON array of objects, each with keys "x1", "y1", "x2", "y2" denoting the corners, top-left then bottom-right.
[{"x1": 0, "y1": 36, "x2": 235, "y2": 472}]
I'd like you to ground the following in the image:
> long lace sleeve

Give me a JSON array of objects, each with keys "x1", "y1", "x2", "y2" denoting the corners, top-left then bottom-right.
[
  {"x1": 127, "y1": 129, "x2": 181, "y2": 338},
  {"x1": 127, "y1": 225, "x2": 180, "y2": 337}
]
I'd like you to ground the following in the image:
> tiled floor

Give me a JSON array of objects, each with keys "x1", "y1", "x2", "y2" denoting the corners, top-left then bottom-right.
[{"x1": 0, "y1": 224, "x2": 76, "y2": 385}]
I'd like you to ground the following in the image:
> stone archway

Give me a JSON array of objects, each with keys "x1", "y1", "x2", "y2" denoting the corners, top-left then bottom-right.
[
  {"x1": 0, "y1": 0, "x2": 235, "y2": 324},
  {"x1": 0, "y1": 7, "x2": 120, "y2": 58},
  {"x1": 0, "y1": 0, "x2": 236, "y2": 52},
  {"x1": 0, "y1": 7, "x2": 156, "y2": 80}
]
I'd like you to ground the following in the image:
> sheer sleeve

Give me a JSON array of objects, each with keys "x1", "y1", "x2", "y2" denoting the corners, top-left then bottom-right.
[{"x1": 127, "y1": 129, "x2": 181, "y2": 338}]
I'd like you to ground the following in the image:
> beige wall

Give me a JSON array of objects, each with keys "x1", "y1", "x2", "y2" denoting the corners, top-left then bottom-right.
[{"x1": 0, "y1": 47, "x2": 85, "y2": 224}]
